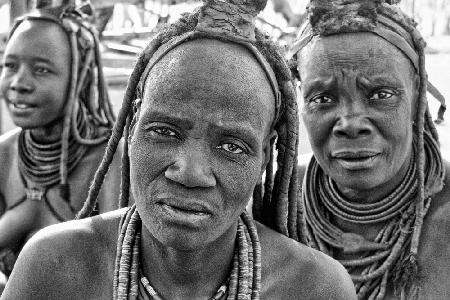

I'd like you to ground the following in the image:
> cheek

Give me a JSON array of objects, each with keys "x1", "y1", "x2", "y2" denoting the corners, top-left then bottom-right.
[
  {"x1": 301, "y1": 110, "x2": 333, "y2": 151},
  {"x1": 129, "y1": 135, "x2": 168, "y2": 193},
  {"x1": 213, "y1": 157, "x2": 261, "y2": 208}
]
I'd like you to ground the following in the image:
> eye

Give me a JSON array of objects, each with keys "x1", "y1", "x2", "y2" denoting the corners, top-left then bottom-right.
[
  {"x1": 217, "y1": 142, "x2": 245, "y2": 155},
  {"x1": 34, "y1": 66, "x2": 51, "y2": 75},
  {"x1": 2, "y1": 61, "x2": 17, "y2": 70},
  {"x1": 151, "y1": 127, "x2": 178, "y2": 137},
  {"x1": 309, "y1": 95, "x2": 334, "y2": 104},
  {"x1": 369, "y1": 90, "x2": 395, "y2": 101}
]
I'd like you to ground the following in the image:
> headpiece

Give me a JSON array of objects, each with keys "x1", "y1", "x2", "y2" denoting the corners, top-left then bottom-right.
[
  {"x1": 136, "y1": 0, "x2": 281, "y2": 127},
  {"x1": 291, "y1": 1, "x2": 446, "y2": 299},
  {"x1": 11, "y1": 0, "x2": 115, "y2": 207},
  {"x1": 287, "y1": 0, "x2": 445, "y2": 122}
]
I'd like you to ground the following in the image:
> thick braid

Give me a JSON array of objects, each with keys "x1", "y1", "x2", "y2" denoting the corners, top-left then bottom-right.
[
  {"x1": 76, "y1": 50, "x2": 148, "y2": 218},
  {"x1": 59, "y1": 31, "x2": 79, "y2": 202},
  {"x1": 377, "y1": 6, "x2": 442, "y2": 296},
  {"x1": 252, "y1": 32, "x2": 301, "y2": 240}
]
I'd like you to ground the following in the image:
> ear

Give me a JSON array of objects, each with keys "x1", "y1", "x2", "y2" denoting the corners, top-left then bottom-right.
[
  {"x1": 260, "y1": 130, "x2": 278, "y2": 178},
  {"x1": 128, "y1": 98, "x2": 142, "y2": 156}
]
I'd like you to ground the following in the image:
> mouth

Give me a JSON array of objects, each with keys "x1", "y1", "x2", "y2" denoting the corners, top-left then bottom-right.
[
  {"x1": 157, "y1": 200, "x2": 213, "y2": 225},
  {"x1": 7, "y1": 100, "x2": 36, "y2": 113},
  {"x1": 331, "y1": 150, "x2": 381, "y2": 170}
]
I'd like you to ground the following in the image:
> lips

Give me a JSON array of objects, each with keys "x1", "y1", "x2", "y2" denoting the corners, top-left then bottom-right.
[
  {"x1": 331, "y1": 150, "x2": 381, "y2": 170},
  {"x1": 11, "y1": 102, "x2": 34, "y2": 109},
  {"x1": 6, "y1": 97, "x2": 37, "y2": 113},
  {"x1": 157, "y1": 200, "x2": 213, "y2": 227},
  {"x1": 159, "y1": 201, "x2": 212, "y2": 215}
]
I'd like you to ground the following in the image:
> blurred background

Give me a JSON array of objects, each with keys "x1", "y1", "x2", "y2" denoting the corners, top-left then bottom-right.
[{"x1": 0, "y1": 0, "x2": 448, "y2": 160}]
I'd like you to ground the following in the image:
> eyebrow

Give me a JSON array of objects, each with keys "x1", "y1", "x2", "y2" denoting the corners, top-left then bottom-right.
[
  {"x1": 301, "y1": 76, "x2": 337, "y2": 97},
  {"x1": 4, "y1": 54, "x2": 57, "y2": 68},
  {"x1": 142, "y1": 111, "x2": 195, "y2": 130},
  {"x1": 356, "y1": 74, "x2": 405, "y2": 90}
]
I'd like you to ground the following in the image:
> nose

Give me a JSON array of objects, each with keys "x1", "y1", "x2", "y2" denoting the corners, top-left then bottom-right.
[
  {"x1": 165, "y1": 148, "x2": 216, "y2": 188},
  {"x1": 333, "y1": 103, "x2": 373, "y2": 139},
  {"x1": 9, "y1": 66, "x2": 33, "y2": 94}
]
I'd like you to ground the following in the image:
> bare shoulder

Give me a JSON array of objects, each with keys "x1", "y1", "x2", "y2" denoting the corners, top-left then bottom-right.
[
  {"x1": 257, "y1": 222, "x2": 356, "y2": 300},
  {"x1": 1, "y1": 209, "x2": 126, "y2": 300},
  {"x1": 426, "y1": 160, "x2": 450, "y2": 224}
]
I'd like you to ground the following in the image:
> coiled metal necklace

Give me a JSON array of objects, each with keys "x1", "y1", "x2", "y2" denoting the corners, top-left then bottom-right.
[
  {"x1": 303, "y1": 131, "x2": 444, "y2": 299},
  {"x1": 113, "y1": 205, "x2": 262, "y2": 300},
  {"x1": 16, "y1": 106, "x2": 93, "y2": 220}
]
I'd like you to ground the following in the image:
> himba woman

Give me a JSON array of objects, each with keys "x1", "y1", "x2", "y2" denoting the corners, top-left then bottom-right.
[
  {"x1": 0, "y1": 0, "x2": 121, "y2": 287},
  {"x1": 1, "y1": 0, "x2": 356, "y2": 299},
  {"x1": 285, "y1": 0, "x2": 449, "y2": 299}
]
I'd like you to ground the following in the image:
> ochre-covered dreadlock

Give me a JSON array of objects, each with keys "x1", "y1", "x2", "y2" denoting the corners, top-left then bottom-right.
[
  {"x1": 77, "y1": 0, "x2": 302, "y2": 246},
  {"x1": 289, "y1": 0, "x2": 446, "y2": 298},
  {"x1": 11, "y1": 1, "x2": 115, "y2": 206}
]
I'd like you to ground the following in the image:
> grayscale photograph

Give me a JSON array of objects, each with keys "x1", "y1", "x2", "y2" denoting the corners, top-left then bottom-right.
[{"x1": 0, "y1": 0, "x2": 448, "y2": 299}]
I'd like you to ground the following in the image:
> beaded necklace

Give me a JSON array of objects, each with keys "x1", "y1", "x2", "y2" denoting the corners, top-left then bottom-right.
[
  {"x1": 113, "y1": 205, "x2": 262, "y2": 300},
  {"x1": 15, "y1": 106, "x2": 93, "y2": 220},
  {"x1": 303, "y1": 131, "x2": 444, "y2": 299}
]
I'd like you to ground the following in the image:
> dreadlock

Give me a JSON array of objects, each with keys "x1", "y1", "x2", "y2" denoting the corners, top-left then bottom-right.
[
  {"x1": 289, "y1": 0, "x2": 446, "y2": 298},
  {"x1": 11, "y1": 1, "x2": 115, "y2": 210},
  {"x1": 77, "y1": 0, "x2": 302, "y2": 246}
]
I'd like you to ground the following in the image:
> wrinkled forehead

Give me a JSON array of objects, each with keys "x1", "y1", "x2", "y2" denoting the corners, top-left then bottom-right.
[
  {"x1": 298, "y1": 32, "x2": 415, "y2": 82},
  {"x1": 141, "y1": 38, "x2": 275, "y2": 113}
]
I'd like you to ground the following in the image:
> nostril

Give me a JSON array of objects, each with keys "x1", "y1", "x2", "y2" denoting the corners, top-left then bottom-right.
[
  {"x1": 359, "y1": 128, "x2": 371, "y2": 136},
  {"x1": 333, "y1": 119, "x2": 373, "y2": 139}
]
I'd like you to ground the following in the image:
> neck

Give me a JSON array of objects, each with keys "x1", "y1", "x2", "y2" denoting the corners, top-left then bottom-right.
[
  {"x1": 29, "y1": 119, "x2": 64, "y2": 144},
  {"x1": 140, "y1": 222, "x2": 237, "y2": 300}
]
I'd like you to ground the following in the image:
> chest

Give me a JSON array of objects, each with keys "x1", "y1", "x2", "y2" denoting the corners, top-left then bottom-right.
[{"x1": 1, "y1": 146, "x2": 103, "y2": 220}]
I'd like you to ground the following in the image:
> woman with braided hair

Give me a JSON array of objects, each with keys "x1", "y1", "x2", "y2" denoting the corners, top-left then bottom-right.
[
  {"x1": 1, "y1": 0, "x2": 356, "y2": 299},
  {"x1": 0, "y1": 0, "x2": 121, "y2": 285},
  {"x1": 289, "y1": 0, "x2": 449, "y2": 299}
]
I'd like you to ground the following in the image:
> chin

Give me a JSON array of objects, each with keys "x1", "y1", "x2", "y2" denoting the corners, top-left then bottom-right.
[
  {"x1": 330, "y1": 168, "x2": 389, "y2": 192},
  {"x1": 153, "y1": 228, "x2": 212, "y2": 251}
]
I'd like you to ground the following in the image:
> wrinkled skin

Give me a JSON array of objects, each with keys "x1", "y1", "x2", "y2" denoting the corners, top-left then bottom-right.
[
  {"x1": 130, "y1": 39, "x2": 276, "y2": 251},
  {"x1": 297, "y1": 32, "x2": 450, "y2": 299},
  {"x1": 1, "y1": 38, "x2": 356, "y2": 300},
  {"x1": 0, "y1": 20, "x2": 70, "y2": 143},
  {"x1": 298, "y1": 32, "x2": 417, "y2": 203}
]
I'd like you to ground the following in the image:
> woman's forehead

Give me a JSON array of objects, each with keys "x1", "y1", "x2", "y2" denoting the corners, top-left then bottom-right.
[
  {"x1": 142, "y1": 39, "x2": 275, "y2": 107},
  {"x1": 299, "y1": 32, "x2": 414, "y2": 81},
  {"x1": 7, "y1": 20, "x2": 69, "y2": 58}
]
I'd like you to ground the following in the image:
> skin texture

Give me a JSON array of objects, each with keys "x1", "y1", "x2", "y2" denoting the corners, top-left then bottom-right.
[
  {"x1": 0, "y1": 20, "x2": 121, "y2": 279},
  {"x1": 297, "y1": 32, "x2": 450, "y2": 299},
  {"x1": 1, "y1": 40, "x2": 356, "y2": 300},
  {"x1": 298, "y1": 32, "x2": 416, "y2": 204}
]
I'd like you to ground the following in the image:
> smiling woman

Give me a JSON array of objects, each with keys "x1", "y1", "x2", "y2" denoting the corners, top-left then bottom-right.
[
  {"x1": 0, "y1": 0, "x2": 358, "y2": 299},
  {"x1": 0, "y1": 1, "x2": 121, "y2": 289}
]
